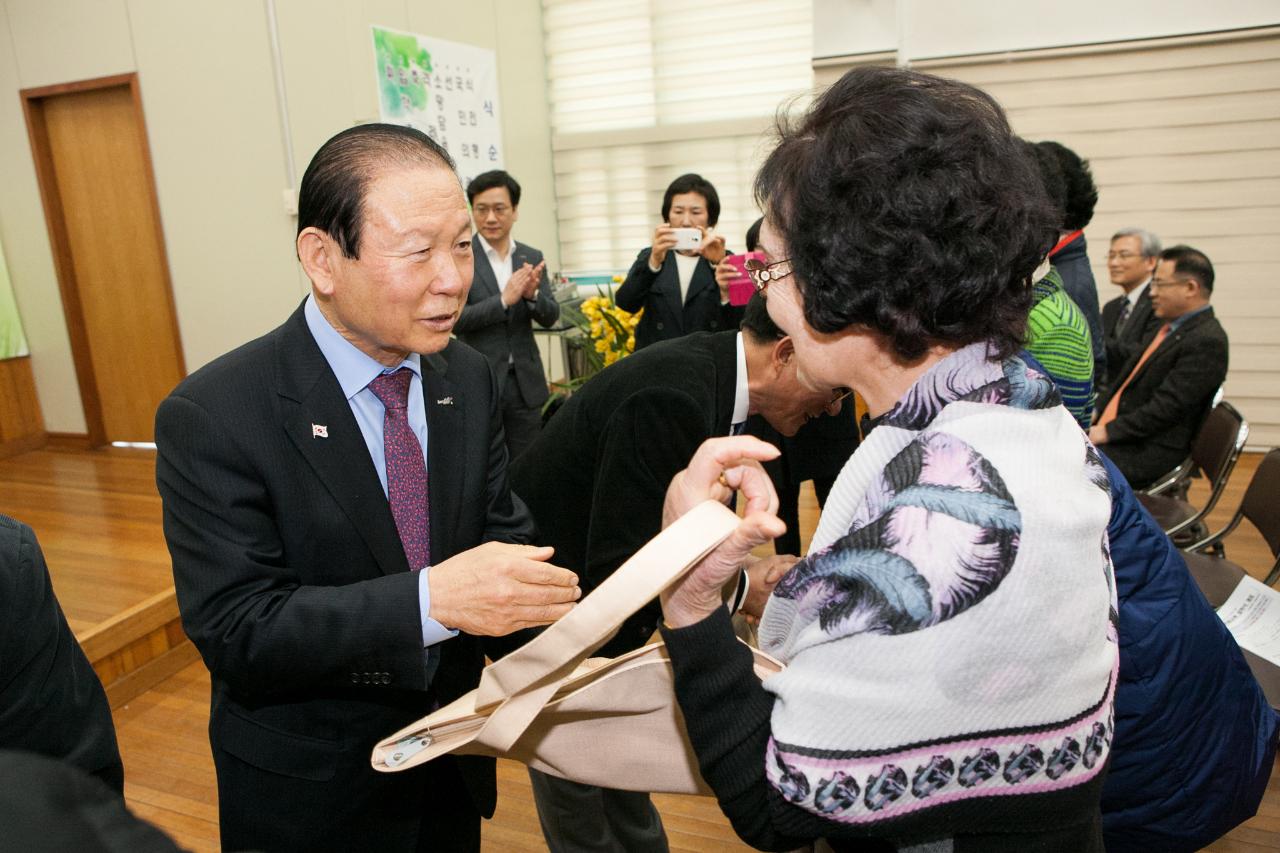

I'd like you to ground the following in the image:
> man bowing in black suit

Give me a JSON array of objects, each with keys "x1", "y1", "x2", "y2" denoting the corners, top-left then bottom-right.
[
  {"x1": 455, "y1": 170, "x2": 560, "y2": 461},
  {"x1": 510, "y1": 295, "x2": 843, "y2": 852},
  {"x1": 155, "y1": 124, "x2": 580, "y2": 853}
]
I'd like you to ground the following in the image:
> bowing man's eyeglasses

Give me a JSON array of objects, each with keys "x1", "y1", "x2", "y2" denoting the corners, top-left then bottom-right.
[{"x1": 744, "y1": 257, "x2": 794, "y2": 295}]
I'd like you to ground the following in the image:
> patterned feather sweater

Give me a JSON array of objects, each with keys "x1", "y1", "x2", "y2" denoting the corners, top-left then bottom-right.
[{"x1": 662, "y1": 343, "x2": 1118, "y2": 852}]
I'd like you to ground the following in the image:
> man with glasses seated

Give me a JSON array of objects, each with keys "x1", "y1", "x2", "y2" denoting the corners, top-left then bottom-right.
[
  {"x1": 1090, "y1": 245, "x2": 1228, "y2": 489},
  {"x1": 1100, "y1": 227, "x2": 1164, "y2": 400}
]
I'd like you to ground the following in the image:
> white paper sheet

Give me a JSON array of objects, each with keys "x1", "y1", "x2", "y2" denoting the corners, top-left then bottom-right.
[{"x1": 1218, "y1": 575, "x2": 1280, "y2": 667}]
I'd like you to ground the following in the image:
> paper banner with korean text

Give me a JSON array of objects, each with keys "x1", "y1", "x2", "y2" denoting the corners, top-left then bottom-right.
[{"x1": 373, "y1": 25, "x2": 504, "y2": 189}]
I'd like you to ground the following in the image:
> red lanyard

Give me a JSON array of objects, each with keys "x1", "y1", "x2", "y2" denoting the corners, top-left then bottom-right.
[{"x1": 1048, "y1": 229, "x2": 1083, "y2": 258}]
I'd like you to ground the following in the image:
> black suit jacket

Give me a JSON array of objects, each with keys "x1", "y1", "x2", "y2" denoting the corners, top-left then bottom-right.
[
  {"x1": 0, "y1": 750, "x2": 181, "y2": 852},
  {"x1": 1095, "y1": 307, "x2": 1229, "y2": 488},
  {"x1": 454, "y1": 240, "x2": 560, "y2": 407},
  {"x1": 510, "y1": 331, "x2": 737, "y2": 656},
  {"x1": 616, "y1": 247, "x2": 745, "y2": 350},
  {"x1": 154, "y1": 303, "x2": 534, "y2": 851},
  {"x1": 1100, "y1": 287, "x2": 1160, "y2": 398},
  {"x1": 0, "y1": 516, "x2": 123, "y2": 794}
]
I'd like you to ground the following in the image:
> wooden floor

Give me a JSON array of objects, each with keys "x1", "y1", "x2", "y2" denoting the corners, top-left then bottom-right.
[
  {"x1": 5, "y1": 445, "x2": 1278, "y2": 850},
  {"x1": 0, "y1": 445, "x2": 170, "y2": 635}
]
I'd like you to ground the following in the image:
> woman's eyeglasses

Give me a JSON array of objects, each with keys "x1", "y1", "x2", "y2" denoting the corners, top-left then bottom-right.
[{"x1": 744, "y1": 257, "x2": 794, "y2": 294}]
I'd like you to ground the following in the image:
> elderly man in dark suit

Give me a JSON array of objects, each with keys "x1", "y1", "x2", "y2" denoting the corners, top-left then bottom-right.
[
  {"x1": 510, "y1": 294, "x2": 843, "y2": 853},
  {"x1": 455, "y1": 170, "x2": 560, "y2": 460},
  {"x1": 1100, "y1": 227, "x2": 1164, "y2": 400},
  {"x1": 0, "y1": 515, "x2": 123, "y2": 794},
  {"x1": 1091, "y1": 245, "x2": 1229, "y2": 489},
  {"x1": 154, "y1": 125, "x2": 580, "y2": 853}
]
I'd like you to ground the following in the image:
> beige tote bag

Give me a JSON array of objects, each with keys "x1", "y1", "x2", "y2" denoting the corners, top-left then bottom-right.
[{"x1": 370, "y1": 500, "x2": 784, "y2": 794}]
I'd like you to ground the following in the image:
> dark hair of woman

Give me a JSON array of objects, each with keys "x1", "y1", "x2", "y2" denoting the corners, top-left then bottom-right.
[
  {"x1": 745, "y1": 217, "x2": 763, "y2": 253},
  {"x1": 297, "y1": 123, "x2": 454, "y2": 260},
  {"x1": 661, "y1": 173, "x2": 721, "y2": 226},
  {"x1": 754, "y1": 67, "x2": 1058, "y2": 361},
  {"x1": 1024, "y1": 139, "x2": 1067, "y2": 228},
  {"x1": 1036, "y1": 141, "x2": 1098, "y2": 231}
]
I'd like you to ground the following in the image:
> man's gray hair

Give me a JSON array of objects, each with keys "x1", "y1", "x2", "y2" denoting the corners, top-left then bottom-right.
[{"x1": 1111, "y1": 227, "x2": 1161, "y2": 259}]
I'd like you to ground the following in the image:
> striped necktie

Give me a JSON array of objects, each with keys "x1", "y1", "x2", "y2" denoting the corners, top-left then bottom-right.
[{"x1": 1116, "y1": 299, "x2": 1132, "y2": 331}]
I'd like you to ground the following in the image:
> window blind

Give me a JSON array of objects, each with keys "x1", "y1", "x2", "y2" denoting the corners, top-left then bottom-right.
[{"x1": 543, "y1": 0, "x2": 813, "y2": 270}]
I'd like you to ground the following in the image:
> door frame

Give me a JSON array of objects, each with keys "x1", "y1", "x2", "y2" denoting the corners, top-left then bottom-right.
[{"x1": 20, "y1": 72, "x2": 185, "y2": 447}]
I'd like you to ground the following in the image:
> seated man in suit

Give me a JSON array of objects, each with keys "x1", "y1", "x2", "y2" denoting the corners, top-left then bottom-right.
[
  {"x1": 455, "y1": 170, "x2": 560, "y2": 461},
  {"x1": 1100, "y1": 227, "x2": 1163, "y2": 400},
  {"x1": 1090, "y1": 245, "x2": 1229, "y2": 489},
  {"x1": 154, "y1": 124, "x2": 581, "y2": 853},
  {"x1": 510, "y1": 294, "x2": 843, "y2": 853},
  {"x1": 0, "y1": 515, "x2": 123, "y2": 794}
]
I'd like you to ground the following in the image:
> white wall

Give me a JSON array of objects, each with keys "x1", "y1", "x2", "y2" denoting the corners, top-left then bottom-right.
[
  {"x1": 815, "y1": 0, "x2": 1280, "y2": 60},
  {"x1": 0, "y1": 0, "x2": 557, "y2": 433}
]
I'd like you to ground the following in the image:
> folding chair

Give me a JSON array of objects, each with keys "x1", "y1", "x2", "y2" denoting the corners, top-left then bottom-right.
[
  {"x1": 1182, "y1": 449, "x2": 1280, "y2": 709},
  {"x1": 1139, "y1": 386, "x2": 1226, "y2": 502},
  {"x1": 1138, "y1": 401, "x2": 1248, "y2": 547},
  {"x1": 1183, "y1": 448, "x2": 1280, "y2": 582}
]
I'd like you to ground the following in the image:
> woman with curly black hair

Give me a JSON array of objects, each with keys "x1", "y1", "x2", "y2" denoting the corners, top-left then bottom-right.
[{"x1": 656, "y1": 67, "x2": 1118, "y2": 852}]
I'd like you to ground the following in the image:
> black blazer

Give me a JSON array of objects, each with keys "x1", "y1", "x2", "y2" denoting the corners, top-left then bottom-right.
[
  {"x1": 510, "y1": 331, "x2": 738, "y2": 656},
  {"x1": 616, "y1": 247, "x2": 745, "y2": 350},
  {"x1": 0, "y1": 750, "x2": 180, "y2": 852},
  {"x1": 0, "y1": 516, "x2": 123, "y2": 794},
  {"x1": 154, "y1": 303, "x2": 534, "y2": 851},
  {"x1": 1095, "y1": 307, "x2": 1229, "y2": 488},
  {"x1": 1100, "y1": 287, "x2": 1160, "y2": 398},
  {"x1": 454, "y1": 240, "x2": 560, "y2": 407}
]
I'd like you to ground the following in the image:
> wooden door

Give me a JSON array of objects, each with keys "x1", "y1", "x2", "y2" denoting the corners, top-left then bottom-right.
[{"x1": 22, "y1": 74, "x2": 184, "y2": 445}]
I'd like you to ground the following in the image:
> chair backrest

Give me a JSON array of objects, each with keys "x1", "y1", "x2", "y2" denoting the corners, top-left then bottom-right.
[
  {"x1": 1139, "y1": 386, "x2": 1229, "y2": 498},
  {"x1": 1161, "y1": 400, "x2": 1252, "y2": 534},
  {"x1": 1242, "y1": 448, "x2": 1280, "y2": 559},
  {"x1": 1191, "y1": 401, "x2": 1249, "y2": 488}
]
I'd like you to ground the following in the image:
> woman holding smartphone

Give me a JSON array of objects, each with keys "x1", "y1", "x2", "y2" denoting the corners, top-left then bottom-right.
[{"x1": 616, "y1": 173, "x2": 743, "y2": 349}]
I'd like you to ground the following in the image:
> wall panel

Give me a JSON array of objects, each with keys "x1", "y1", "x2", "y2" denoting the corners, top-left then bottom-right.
[{"x1": 818, "y1": 28, "x2": 1280, "y2": 446}]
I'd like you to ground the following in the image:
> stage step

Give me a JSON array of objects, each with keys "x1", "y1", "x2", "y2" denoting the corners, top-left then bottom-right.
[{"x1": 77, "y1": 587, "x2": 201, "y2": 708}]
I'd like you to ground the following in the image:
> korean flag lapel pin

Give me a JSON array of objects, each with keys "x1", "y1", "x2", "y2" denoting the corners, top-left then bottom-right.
[{"x1": 311, "y1": 423, "x2": 329, "y2": 439}]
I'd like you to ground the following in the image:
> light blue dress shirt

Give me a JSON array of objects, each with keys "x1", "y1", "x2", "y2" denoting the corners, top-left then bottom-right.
[{"x1": 304, "y1": 295, "x2": 457, "y2": 649}]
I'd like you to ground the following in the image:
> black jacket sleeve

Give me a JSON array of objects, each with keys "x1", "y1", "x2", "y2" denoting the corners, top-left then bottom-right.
[
  {"x1": 586, "y1": 386, "x2": 716, "y2": 655},
  {"x1": 661, "y1": 608, "x2": 887, "y2": 851},
  {"x1": 616, "y1": 248, "x2": 658, "y2": 313}
]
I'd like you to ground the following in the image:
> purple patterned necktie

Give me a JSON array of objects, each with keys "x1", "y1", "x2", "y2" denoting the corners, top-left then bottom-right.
[{"x1": 368, "y1": 368, "x2": 430, "y2": 571}]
